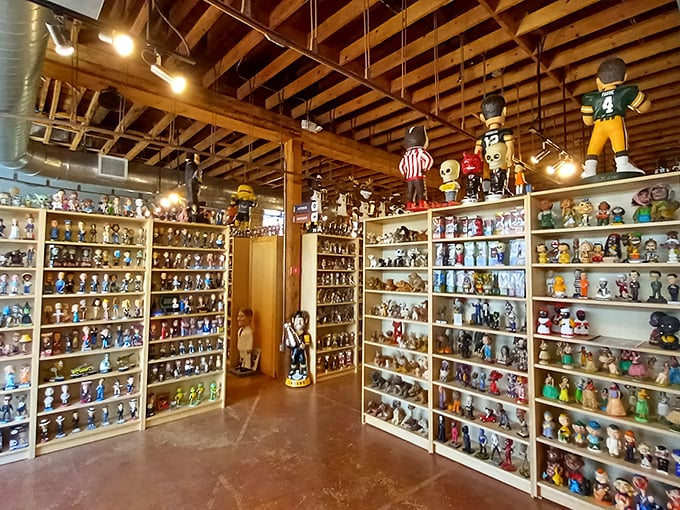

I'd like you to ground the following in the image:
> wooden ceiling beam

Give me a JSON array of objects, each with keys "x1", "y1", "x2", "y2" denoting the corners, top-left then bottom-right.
[
  {"x1": 200, "y1": 135, "x2": 258, "y2": 172},
  {"x1": 547, "y1": 12, "x2": 680, "y2": 71},
  {"x1": 266, "y1": 0, "x2": 450, "y2": 111},
  {"x1": 100, "y1": 103, "x2": 148, "y2": 155},
  {"x1": 146, "y1": 121, "x2": 206, "y2": 166},
  {"x1": 236, "y1": 0, "x2": 378, "y2": 100},
  {"x1": 542, "y1": 0, "x2": 670, "y2": 52},
  {"x1": 125, "y1": 111, "x2": 176, "y2": 159},
  {"x1": 172, "y1": 127, "x2": 233, "y2": 167},
  {"x1": 515, "y1": 0, "x2": 602, "y2": 37},
  {"x1": 202, "y1": 0, "x2": 307, "y2": 89},
  {"x1": 184, "y1": 6, "x2": 223, "y2": 50},
  {"x1": 43, "y1": 80, "x2": 61, "y2": 144},
  {"x1": 70, "y1": 90, "x2": 100, "y2": 151},
  {"x1": 293, "y1": 5, "x2": 490, "y2": 120},
  {"x1": 37, "y1": 78, "x2": 51, "y2": 113},
  {"x1": 210, "y1": 141, "x2": 280, "y2": 178}
]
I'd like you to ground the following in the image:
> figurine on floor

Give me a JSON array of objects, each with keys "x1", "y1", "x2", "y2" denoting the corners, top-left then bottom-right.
[
  {"x1": 581, "y1": 57, "x2": 651, "y2": 179},
  {"x1": 236, "y1": 308, "x2": 255, "y2": 372},
  {"x1": 280, "y1": 310, "x2": 313, "y2": 388},
  {"x1": 399, "y1": 125, "x2": 433, "y2": 210},
  {"x1": 474, "y1": 94, "x2": 514, "y2": 194}
]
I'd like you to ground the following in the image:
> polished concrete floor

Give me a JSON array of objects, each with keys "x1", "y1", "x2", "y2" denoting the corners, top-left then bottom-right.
[{"x1": 4, "y1": 373, "x2": 563, "y2": 510}]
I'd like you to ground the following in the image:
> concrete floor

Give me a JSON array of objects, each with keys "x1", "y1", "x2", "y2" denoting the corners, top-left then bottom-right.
[{"x1": 3, "y1": 373, "x2": 563, "y2": 510}]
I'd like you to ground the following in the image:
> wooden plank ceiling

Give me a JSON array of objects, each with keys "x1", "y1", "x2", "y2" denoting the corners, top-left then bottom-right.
[{"x1": 34, "y1": 0, "x2": 680, "y2": 200}]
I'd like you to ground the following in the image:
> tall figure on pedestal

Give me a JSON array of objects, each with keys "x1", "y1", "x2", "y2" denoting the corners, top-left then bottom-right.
[
  {"x1": 280, "y1": 311, "x2": 312, "y2": 388},
  {"x1": 399, "y1": 125, "x2": 433, "y2": 211},
  {"x1": 474, "y1": 94, "x2": 514, "y2": 199},
  {"x1": 581, "y1": 58, "x2": 651, "y2": 179}
]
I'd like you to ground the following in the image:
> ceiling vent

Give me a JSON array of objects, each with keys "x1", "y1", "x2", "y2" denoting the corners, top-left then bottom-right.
[{"x1": 98, "y1": 153, "x2": 128, "y2": 180}]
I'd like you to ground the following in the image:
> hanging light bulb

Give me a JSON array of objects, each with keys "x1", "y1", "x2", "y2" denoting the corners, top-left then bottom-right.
[
  {"x1": 98, "y1": 32, "x2": 134, "y2": 57},
  {"x1": 558, "y1": 160, "x2": 577, "y2": 177},
  {"x1": 546, "y1": 160, "x2": 565, "y2": 175},
  {"x1": 45, "y1": 19, "x2": 74, "y2": 57},
  {"x1": 530, "y1": 147, "x2": 551, "y2": 165},
  {"x1": 150, "y1": 54, "x2": 187, "y2": 94}
]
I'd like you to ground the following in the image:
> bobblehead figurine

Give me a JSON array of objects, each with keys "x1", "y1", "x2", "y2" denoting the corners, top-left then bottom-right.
[
  {"x1": 280, "y1": 310, "x2": 312, "y2": 388},
  {"x1": 234, "y1": 184, "x2": 257, "y2": 229},
  {"x1": 399, "y1": 125, "x2": 433, "y2": 211},
  {"x1": 236, "y1": 308, "x2": 255, "y2": 373},
  {"x1": 474, "y1": 94, "x2": 514, "y2": 192},
  {"x1": 581, "y1": 57, "x2": 651, "y2": 180},
  {"x1": 438, "y1": 159, "x2": 461, "y2": 205}
]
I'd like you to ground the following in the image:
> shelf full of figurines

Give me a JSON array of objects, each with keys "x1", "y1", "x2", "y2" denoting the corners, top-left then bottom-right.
[
  {"x1": 538, "y1": 406, "x2": 680, "y2": 492},
  {"x1": 432, "y1": 237, "x2": 526, "y2": 271},
  {"x1": 367, "y1": 298, "x2": 428, "y2": 324},
  {"x1": 147, "y1": 380, "x2": 221, "y2": 419},
  {"x1": 365, "y1": 324, "x2": 428, "y2": 354},
  {"x1": 364, "y1": 224, "x2": 428, "y2": 247},
  {"x1": 431, "y1": 203, "x2": 526, "y2": 242},
  {"x1": 365, "y1": 272, "x2": 428, "y2": 294},
  {"x1": 39, "y1": 346, "x2": 140, "y2": 387},
  {"x1": 364, "y1": 395, "x2": 430, "y2": 437},
  {"x1": 434, "y1": 354, "x2": 529, "y2": 411},
  {"x1": 146, "y1": 347, "x2": 223, "y2": 387},
  {"x1": 151, "y1": 269, "x2": 225, "y2": 294},
  {"x1": 533, "y1": 180, "x2": 679, "y2": 232},
  {"x1": 433, "y1": 297, "x2": 526, "y2": 341},
  {"x1": 537, "y1": 366, "x2": 680, "y2": 436},
  {"x1": 151, "y1": 250, "x2": 226, "y2": 272},
  {"x1": 41, "y1": 295, "x2": 144, "y2": 329},
  {"x1": 533, "y1": 230, "x2": 679, "y2": 267},
  {"x1": 37, "y1": 397, "x2": 141, "y2": 446},
  {"x1": 153, "y1": 223, "x2": 227, "y2": 250},
  {"x1": 434, "y1": 413, "x2": 531, "y2": 480},
  {"x1": 44, "y1": 270, "x2": 145, "y2": 298},
  {"x1": 536, "y1": 266, "x2": 679, "y2": 310},
  {"x1": 46, "y1": 213, "x2": 147, "y2": 248},
  {"x1": 46, "y1": 242, "x2": 145, "y2": 270},
  {"x1": 539, "y1": 450, "x2": 680, "y2": 509},
  {"x1": 0, "y1": 212, "x2": 38, "y2": 271}
]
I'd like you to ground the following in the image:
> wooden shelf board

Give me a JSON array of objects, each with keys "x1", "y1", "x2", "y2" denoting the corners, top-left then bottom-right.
[
  {"x1": 432, "y1": 322, "x2": 528, "y2": 339},
  {"x1": 532, "y1": 295, "x2": 679, "y2": 310},
  {"x1": 433, "y1": 441, "x2": 531, "y2": 494},
  {"x1": 148, "y1": 332, "x2": 222, "y2": 344},
  {"x1": 35, "y1": 420, "x2": 140, "y2": 455},
  {"x1": 534, "y1": 363, "x2": 680, "y2": 397},
  {"x1": 145, "y1": 400, "x2": 222, "y2": 428},
  {"x1": 536, "y1": 437, "x2": 680, "y2": 488},
  {"x1": 39, "y1": 367, "x2": 143, "y2": 390},
  {"x1": 364, "y1": 315, "x2": 427, "y2": 326},
  {"x1": 432, "y1": 233, "x2": 525, "y2": 243},
  {"x1": 364, "y1": 362, "x2": 429, "y2": 386},
  {"x1": 534, "y1": 397, "x2": 674, "y2": 436},
  {"x1": 431, "y1": 292, "x2": 527, "y2": 302},
  {"x1": 147, "y1": 370, "x2": 224, "y2": 389},
  {"x1": 148, "y1": 349, "x2": 224, "y2": 365},
  {"x1": 363, "y1": 413, "x2": 430, "y2": 451},
  {"x1": 432, "y1": 353, "x2": 529, "y2": 378},
  {"x1": 530, "y1": 219, "x2": 680, "y2": 236},
  {"x1": 38, "y1": 392, "x2": 142, "y2": 417},
  {"x1": 433, "y1": 379, "x2": 529, "y2": 411},
  {"x1": 40, "y1": 345, "x2": 140, "y2": 362},
  {"x1": 363, "y1": 386, "x2": 429, "y2": 413},
  {"x1": 41, "y1": 317, "x2": 142, "y2": 330},
  {"x1": 363, "y1": 339, "x2": 427, "y2": 357},
  {"x1": 431, "y1": 407, "x2": 530, "y2": 446}
]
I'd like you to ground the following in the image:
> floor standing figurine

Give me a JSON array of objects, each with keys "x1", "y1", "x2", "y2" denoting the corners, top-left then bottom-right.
[
  {"x1": 474, "y1": 94, "x2": 514, "y2": 196},
  {"x1": 399, "y1": 125, "x2": 433, "y2": 211},
  {"x1": 280, "y1": 311, "x2": 312, "y2": 388},
  {"x1": 580, "y1": 57, "x2": 651, "y2": 179},
  {"x1": 236, "y1": 308, "x2": 255, "y2": 372}
]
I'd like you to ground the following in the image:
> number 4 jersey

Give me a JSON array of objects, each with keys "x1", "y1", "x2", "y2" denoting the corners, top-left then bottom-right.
[{"x1": 581, "y1": 84, "x2": 647, "y2": 121}]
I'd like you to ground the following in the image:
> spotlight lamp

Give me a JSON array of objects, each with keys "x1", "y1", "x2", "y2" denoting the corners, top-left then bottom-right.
[
  {"x1": 150, "y1": 54, "x2": 187, "y2": 94},
  {"x1": 530, "y1": 146, "x2": 551, "y2": 165},
  {"x1": 45, "y1": 18, "x2": 74, "y2": 57},
  {"x1": 98, "y1": 31, "x2": 134, "y2": 57}
]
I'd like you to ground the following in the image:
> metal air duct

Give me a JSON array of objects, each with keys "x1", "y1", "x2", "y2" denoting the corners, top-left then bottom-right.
[
  {"x1": 20, "y1": 141, "x2": 283, "y2": 209},
  {"x1": 0, "y1": 0, "x2": 50, "y2": 168}
]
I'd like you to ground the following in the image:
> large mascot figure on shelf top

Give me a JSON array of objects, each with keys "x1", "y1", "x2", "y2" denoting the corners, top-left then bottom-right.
[
  {"x1": 234, "y1": 184, "x2": 257, "y2": 230},
  {"x1": 474, "y1": 94, "x2": 514, "y2": 200},
  {"x1": 399, "y1": 125, "x2": 433, "y2": 211},
  {"x1": 581, "y1": 57, "x2": 651, "y2": 180}
]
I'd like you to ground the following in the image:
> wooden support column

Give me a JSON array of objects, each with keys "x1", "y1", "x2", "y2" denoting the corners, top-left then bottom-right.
[{"x1": 283, "y1": 138, "x2": 302, "y2": 322}]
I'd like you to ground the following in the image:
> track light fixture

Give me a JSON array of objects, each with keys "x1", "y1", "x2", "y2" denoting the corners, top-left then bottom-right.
[
  {"x1": 45, "y1": 17, "x2": 74, "y2": 57},
  {"x1": 98, "y1": 31, "x2": 134, "y2": 57},
  {"x1": 530, "y1": 145, "x2": 551, "y2": 165},
  {"x1": 150, "y1": 54, "x2": 187, "y2": 94}
]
